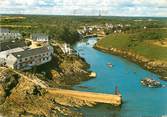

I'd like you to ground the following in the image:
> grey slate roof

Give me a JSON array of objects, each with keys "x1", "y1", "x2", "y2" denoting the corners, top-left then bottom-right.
[
  {"x1": 0, "y1": 28, "x2": 10, "y2": 33},
  {"x1": 12, "y1": 46, "x2": 50, "y2": 58},
  {"x1": 0, "y1": 40, "x2": 26, "y2": 52}
]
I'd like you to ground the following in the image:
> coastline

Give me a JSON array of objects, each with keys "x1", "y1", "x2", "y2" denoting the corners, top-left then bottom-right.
[
  {"x1": 0, "y1": 43, "x2": 97, "y2": 117},
  {"x1": 94, "y1": 43, "x2": 167, "y2": 80}
]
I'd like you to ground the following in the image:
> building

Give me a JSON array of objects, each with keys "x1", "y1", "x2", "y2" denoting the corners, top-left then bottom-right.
[
  {"x1": 0, "y1": 47, "x2": 25, "y2": 66},
  {"x1": 31, "y1": 33, "x2": 49, "y2": 42},
  {"x1": 0, "y1": 28, "x2": 22, "y2": 40},
  {"x1": 0, "y1": 40, "x2": 26, "y2": 52},
  {"x1": 59, "y1": 43, "x2": 72, "y2": 54},
  {"x1": 0, "y1": 47, "x2": 25, "y2": 59},
  {"x1": 5, "y1": 45, "x2": 53, "y2": 70}
]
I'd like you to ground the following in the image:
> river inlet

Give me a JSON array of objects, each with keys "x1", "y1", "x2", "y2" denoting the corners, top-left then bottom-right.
[{"x1": 73, "y1": 38, "x2": 167, "y2": 117}]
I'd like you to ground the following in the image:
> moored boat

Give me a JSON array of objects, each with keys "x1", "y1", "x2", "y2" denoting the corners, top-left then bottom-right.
[
  {"x1": 107, "y1": 62, "x2": 113, "y2": 68},
  {"x1": 141, "y1": 78, "x2": 162, "y2": 88}
]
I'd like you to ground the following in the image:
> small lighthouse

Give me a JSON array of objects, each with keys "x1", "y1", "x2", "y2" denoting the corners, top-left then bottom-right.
[{"x1": 115, "y1": 86, "x2": 121, "y2": 97}]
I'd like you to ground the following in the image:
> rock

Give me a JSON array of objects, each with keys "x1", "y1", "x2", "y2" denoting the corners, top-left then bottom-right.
[
  {"x1": 0, "y1": 68, "x2": 85, "y2": 117},
  {"x1": 89, "y1": 72, "x2": 96, "y2": 78},
  {"x1": 0, "y1": 84, "x2": 6, "y2": 104},
  {"x1": 50, "y1": 70, "x2": 61, "y2": 80},
  {"x1": 161, "y1": 76, "x2": 167, "y2": 81}
]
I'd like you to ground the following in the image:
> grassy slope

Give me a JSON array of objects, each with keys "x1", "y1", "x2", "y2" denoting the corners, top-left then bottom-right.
[{"x1": 97, "y1": 30, "x2": 167, "y2": 61}]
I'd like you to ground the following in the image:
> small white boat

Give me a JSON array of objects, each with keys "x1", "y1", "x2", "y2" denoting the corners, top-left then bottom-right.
[{"x1": 107, "y1": 63, "x2": 113, "y2": 68}]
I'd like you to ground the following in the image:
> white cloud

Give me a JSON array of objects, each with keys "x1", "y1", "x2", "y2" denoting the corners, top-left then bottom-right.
[{"x1": 0, "y1": 0, "x2": 167, "y2": 16}]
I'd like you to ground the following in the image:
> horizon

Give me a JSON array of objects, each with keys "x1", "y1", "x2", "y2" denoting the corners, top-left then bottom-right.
[
  {"x1": 1, "y1": 14, "x2": 167, "y2": 18},
  {"x1": 0, "y1": 0, "x2": 167, "y2": 17}
]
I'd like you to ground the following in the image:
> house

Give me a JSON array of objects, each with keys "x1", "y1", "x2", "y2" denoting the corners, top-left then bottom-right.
[
  {"x1": 31, "y1": 33, "x2": 49, "y2": 42},
  {"x1": 6, "y1": 45, "x2": 53, "y2": 70},
  {"x1": 59, "y1": 43, "x2": 72, "y2": 54},
  {"x1": 0, "y1": 28, "x2": 22, "y2": 40}
]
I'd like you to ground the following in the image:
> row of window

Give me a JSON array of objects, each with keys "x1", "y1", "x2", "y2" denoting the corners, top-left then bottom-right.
[
  {"x1": 19, "y1": 53, "x2": 50, "y2": 63},
  {"x1": 0, "y1": 33, "x2": 21, "y2": 35},
  {"x1": 0, "y1": 36, "x2": 21, "y2": 39},
  {"x1": 15, "y1": 57, "x2": 50, "y2": 69}
]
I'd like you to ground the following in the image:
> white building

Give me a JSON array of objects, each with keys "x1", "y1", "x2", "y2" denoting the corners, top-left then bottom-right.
[
  {"x1": 6, "y1": 45, "x2": 53, "y2": 70},
  {"x1": 0, "y1": 28, "x2": 22, "y2": 40},
  {"x1": 60, "y1": 43, "x2": 72, "y2": 54},
  {"x1": 31, "y1": 33, "x2": 49, "y2": 42},
  {"x1": 0, "y1": 47, "x2": 25, "y2": 59}
]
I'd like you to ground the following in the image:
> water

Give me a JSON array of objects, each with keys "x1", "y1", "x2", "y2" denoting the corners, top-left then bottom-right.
[{"x1": 73, "y1": 38, "x2": 167, "y2": 117}]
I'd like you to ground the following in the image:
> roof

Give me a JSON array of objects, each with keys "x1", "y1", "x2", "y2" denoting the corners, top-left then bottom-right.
[
  {"x1": 32, "y1": 33, "x2": 48, "y2": 40},
  {"x1": 0, "y1": 28, "x2": 21, "y2": 34},
  {"x1": 0, "y1": 47, "x2": 24, "y2": 59},
  {"x1": 0, "y1": 40, "x2": 26, "y2": 52},
  {"x1": 0, "y1": 28, "x2": 10, "y2": 33},
  {"x1": 12, "y1": 46, "x2": 50, "y2": 59}
]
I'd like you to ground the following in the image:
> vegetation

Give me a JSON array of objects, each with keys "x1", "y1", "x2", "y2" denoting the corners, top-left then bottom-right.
[
  {"x1": 1, "y1": 15, "x2": 167, "y2": 44},
  {"x1": 1, "y1": 15, "x2": 167, "y2": 60},
  {"x1": 97, "y1": 29, "x2": 167, "y2": 61}
]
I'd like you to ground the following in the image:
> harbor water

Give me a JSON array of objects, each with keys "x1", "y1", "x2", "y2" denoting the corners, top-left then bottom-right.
[{"x1": 73, "y1": 37, "x2": 167, "y2": 117}]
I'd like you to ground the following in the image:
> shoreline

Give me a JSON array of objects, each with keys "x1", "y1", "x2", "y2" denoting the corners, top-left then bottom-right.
[
  {"x1": 94, "y1": 43, "x2": 167, "y2": 80},
  {"x1": 0, "y1": 43, "x2": 98, "y2": 117}
]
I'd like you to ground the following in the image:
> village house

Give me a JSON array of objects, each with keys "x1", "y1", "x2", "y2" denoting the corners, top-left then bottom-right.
[
  {"x1": 0, "y1": 28, "x2": 22, "y2": 40},
  {"x1": 31, "y1": 33, "x2": 49, "y2": 42},
  {"x1": 5, "y1": 45, "x2": 53, "y2": 70},
  {"x1": 59, "y1": 43, "x2": 72, "y2": 54}
]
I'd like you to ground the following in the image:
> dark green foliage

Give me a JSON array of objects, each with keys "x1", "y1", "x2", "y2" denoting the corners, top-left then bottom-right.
[
  {"x1": 59, "y1": 26, "x2": 80, "y2": 44},
  {"x1": 1, "y1": 15, "x2": 167, "y2": 44}
]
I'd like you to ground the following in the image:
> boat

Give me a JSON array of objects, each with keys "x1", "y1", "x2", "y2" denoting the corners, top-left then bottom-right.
[
  {"x1": 141, "y1": 78, "x2": 162, "y2": 88},
  {"x1": 107, "y1": 63, "x2": 113, "y2": 68}
]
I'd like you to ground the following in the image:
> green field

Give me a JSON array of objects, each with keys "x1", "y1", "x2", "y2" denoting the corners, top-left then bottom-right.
[{"x1": 97, "y1": 29, "x2": 167, "y2": 61}]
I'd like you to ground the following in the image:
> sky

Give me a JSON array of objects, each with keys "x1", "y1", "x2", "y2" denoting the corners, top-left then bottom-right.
[{"x1": 0, "y1": 0, "x2": 167, "y2": 17}]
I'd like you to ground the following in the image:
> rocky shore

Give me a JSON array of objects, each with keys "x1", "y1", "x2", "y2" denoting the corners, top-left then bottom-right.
[
  {"x1": 0, "y1": 68, "x2": 97, "y2": 117},
  {"x1": 0, "y1": 44, "x2": 96, "y2": 117},
  {"x1": 94, "y1": 44, "x2": 167, "y2": 80},
  {"x1": 31, "y1": 44, "x2": 93, "y2": 89}
]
